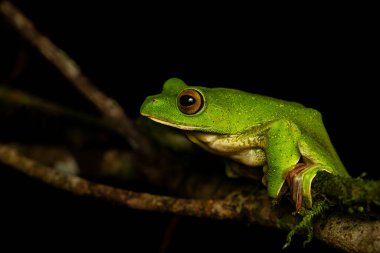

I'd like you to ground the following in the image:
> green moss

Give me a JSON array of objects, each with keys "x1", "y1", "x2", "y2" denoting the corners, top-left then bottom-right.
[
  {"x1": 314, "y1": 173, "x2": 380, "y2": 208},
  {"x1": 283, "y1": 200, "x2": 330, "y2": 249}
]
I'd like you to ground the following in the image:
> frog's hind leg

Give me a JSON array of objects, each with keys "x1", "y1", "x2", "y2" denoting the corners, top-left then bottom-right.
[
  {"x1": 286, "y1": 135, "x2": 335, "y2": 210},
  {"x1": 286, "y1": 161, "x2": 330, "y2": 210}
]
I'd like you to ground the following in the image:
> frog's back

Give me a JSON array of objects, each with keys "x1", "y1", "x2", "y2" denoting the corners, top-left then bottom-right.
[
  {"x1": 223, "y1": 88, "x2": 328, "y2": 143},
  {"x1": 220, "y1": 88, "x2": 346, "y2": 174}
]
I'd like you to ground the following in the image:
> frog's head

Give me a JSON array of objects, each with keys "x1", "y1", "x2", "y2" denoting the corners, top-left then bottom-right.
[{"x1": 140, "y1": 78, "x2": 249, "y2": 134}]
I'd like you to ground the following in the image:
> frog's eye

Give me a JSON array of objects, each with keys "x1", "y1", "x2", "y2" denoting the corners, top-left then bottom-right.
[{"x1": 177, "y1": 89, "x2": 204, "y2": 115}]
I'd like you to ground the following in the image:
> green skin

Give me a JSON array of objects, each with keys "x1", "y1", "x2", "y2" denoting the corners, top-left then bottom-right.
[{"x1": 140, "y1": 78, "x2": 349, "y2": 210}]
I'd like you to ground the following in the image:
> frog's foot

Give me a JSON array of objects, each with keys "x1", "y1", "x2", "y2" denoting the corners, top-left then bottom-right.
[{"x1": 285, "y1": 163, "x2": 329, "y2": 210}]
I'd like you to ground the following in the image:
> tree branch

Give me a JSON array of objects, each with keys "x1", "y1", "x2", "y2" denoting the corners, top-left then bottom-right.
[
  {"x1": 0, "y1": 1, "x2": 154, "y2": 158},
  {"x1": 315, "y1": 216, "x2": 380, "y2": 253},
  {"x1": 2, "y1": 2, "x2": 380, "y2": 252},
  {"x1": 1, "y1": 144, "x2": 379, "y2": 253},
  {"x1": 0, "y1": 144, "x2": 248, "y2": 219},
  {"x1": 0, "y1": 85, "x2": 109, "y2": 128}
]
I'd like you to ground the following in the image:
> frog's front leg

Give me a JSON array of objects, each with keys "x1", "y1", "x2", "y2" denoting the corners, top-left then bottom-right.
[{"x1": 265, "y1": 119, "x2": 303, "y2": 206}]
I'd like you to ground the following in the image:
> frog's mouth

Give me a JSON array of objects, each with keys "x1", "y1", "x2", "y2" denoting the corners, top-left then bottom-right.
[{"x1": 144, "y1": 115, "x2": 206, "y2": 131}]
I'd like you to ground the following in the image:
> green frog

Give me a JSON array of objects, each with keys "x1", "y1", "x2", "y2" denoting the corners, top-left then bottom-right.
[{"x1": 140, "y1": 78, "x2": 349, "y2": 210}]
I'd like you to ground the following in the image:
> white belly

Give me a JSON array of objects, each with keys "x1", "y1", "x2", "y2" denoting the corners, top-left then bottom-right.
[{"x1": 185, "y1": 131, "x2": 267, "y2": 167}]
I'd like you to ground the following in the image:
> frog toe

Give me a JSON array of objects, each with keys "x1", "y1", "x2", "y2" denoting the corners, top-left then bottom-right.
[{"x1": 301, "y1": 165, "x2": 327, "y2": 208}]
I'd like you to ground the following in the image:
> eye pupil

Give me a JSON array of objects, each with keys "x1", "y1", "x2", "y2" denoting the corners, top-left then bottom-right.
[
  {"x1": 177, "y1": 89, "x2": 204, "y2": 115},
  {"x1": 179, "y1": 95, "x2": 195, "y2": 106}
]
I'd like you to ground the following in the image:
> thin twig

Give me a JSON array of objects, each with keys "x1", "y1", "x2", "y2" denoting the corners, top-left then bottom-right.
[
  {"x1": 0, "y1": 143, "x2": 379, "y2": 253},
  {"x1": 0, "y1": 144, "x2": 238, "y2": 219},
  {"x1": 0, "y1": 85, "x2": 109, "y2": 128},
  {"x1": 0, "y1": 1, "x2": 154, "y2": 158}
]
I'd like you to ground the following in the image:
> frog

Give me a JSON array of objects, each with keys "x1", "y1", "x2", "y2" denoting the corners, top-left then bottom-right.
[{"x1": 140, "y1": 77, "x2": 349, "y2": 210}]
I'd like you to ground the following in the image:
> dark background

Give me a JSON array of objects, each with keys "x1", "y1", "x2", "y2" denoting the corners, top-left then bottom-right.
[{"x1": 0, "y1": 1, "x2": 378, "y2": 252}]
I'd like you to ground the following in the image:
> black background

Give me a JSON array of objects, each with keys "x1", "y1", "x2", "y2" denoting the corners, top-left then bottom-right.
[{"x1": 1, "y1": 1, "x2": 378, "y2": 252}]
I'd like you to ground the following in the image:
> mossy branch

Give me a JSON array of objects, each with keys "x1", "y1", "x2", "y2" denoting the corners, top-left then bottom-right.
[
  {"x1": 1, "y1": 144, "x2": 380, "y2": 252},
  {"x1": 314, "y1": 173, "x2": 380, "y2": 208}
]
